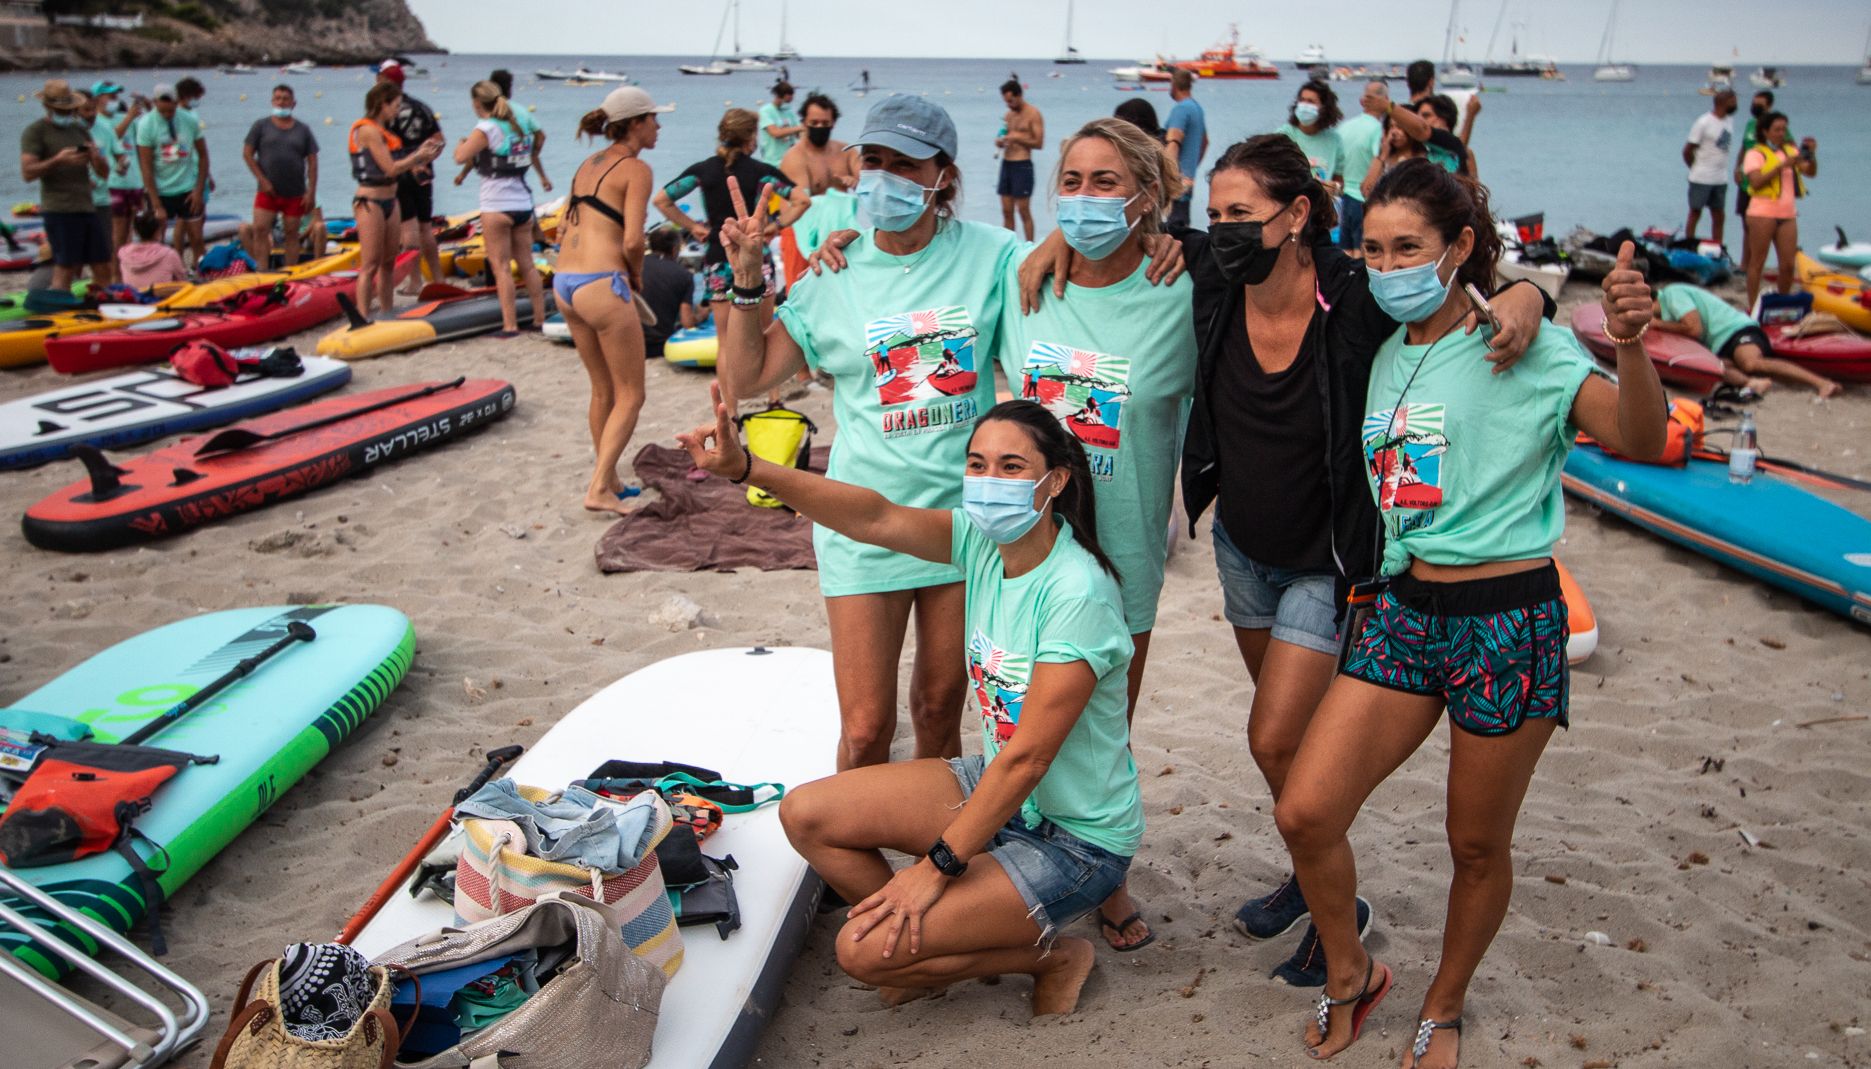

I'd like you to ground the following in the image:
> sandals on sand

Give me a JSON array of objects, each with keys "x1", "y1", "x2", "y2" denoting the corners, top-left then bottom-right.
[
  {"x1": 1097, "y1": 911, "x2": 1156, "y2": 952},
  {"x1": 1306, "y1": 956, "x2": 1393, "y2": 1060},
  {"x1": 1408, "y1": 1016, "x2": 1464, "y2": 1068}
]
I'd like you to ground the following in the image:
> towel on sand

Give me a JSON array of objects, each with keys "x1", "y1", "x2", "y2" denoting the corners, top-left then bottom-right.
[{"x1": 594, "y1": 443, "x2": 824, "y2": 573}]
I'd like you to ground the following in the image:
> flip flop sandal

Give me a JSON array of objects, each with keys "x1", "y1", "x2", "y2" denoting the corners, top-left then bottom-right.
[
  {"x1": 1306, "y1": 957, "x2": 1393, "y2": 1060},
  {"x1": 1409, "y1": 1016, "x2": 1463, "y2": 1067},
  {"x1": 616, "y1": 486, "x2": 642, "y2": 499},
  {"x1": 1097, "y1": 911, "x2": 1156, "y2": 953}
]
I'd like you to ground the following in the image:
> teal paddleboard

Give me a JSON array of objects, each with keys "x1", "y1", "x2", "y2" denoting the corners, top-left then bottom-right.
[
  {"x1": 1563, "y1": 443, "x2": 1871, "y2": 623},
  {"x1": 0, "y1": 604, "x2": 414, "y2": 978}
]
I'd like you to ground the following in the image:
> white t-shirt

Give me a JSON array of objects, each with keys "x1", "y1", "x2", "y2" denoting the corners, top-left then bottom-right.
[{"x1": 1685, "y1": 112, "x2": 1734, "y2": 186}]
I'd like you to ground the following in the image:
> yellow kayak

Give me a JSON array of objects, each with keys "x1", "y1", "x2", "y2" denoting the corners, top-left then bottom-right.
[
  {"x1": 1796, "y1": 251, "x2": 1871, "y2": 333},
  {"x1": 0, "y1": 248, "x2": 361, "y2": 369}
]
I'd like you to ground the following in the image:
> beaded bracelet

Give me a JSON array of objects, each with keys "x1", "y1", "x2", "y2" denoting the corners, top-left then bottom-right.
[
  {"x1": 1604, "y1": 318, "x2": 1650, "y2": 346},
  {"x1": 728, "y1": 451, "x2": 754, "y2": 485},
  {"x1": 730, "y1": 293, "x2": 764, "y2": 309}
]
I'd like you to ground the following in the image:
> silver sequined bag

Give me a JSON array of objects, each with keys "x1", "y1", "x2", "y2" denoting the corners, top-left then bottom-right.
[{"x1": 369, "y1": 892, "x2": 666, "y2": 1069}]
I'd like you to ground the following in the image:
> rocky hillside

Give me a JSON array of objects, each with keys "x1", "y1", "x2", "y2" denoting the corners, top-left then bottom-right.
[{"x1": 36, "y1": 0, "x2": 438, "y2": 70}]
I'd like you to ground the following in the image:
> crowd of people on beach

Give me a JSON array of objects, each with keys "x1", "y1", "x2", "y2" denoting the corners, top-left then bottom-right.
[{"x1": 21, "y1": 51, "x2": 1843, "y2": 1065}]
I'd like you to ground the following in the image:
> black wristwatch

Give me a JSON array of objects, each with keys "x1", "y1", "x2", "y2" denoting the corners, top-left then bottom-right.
[{"x1": 926, "y1": 838, "x2": 967, "y2": 878}]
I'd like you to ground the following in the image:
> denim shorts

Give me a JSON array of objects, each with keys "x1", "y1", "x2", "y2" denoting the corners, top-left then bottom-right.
[
  {"x1": 1211, "y1": 520, "x2": 1341, "y2": 655},
  {"x1": 946, "y1": 754, "x2": 1130, "y2": 942}
]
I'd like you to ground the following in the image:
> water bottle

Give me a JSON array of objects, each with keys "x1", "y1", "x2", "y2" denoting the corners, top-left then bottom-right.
[{"x1": 1729, "y1": 411, "x2": 1758, "y2": 484}]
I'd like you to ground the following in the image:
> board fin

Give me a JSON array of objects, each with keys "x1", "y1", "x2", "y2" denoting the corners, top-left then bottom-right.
[
  {"x1": 336, "y1": 291, "x2": 371, "y2": 331},
  {"x1": 169, "y1": 467, "x2": 204, "y2": 486},
  {"x1": 33, "y1": 419, "x2": 62, "y2": 437},
  {"x1": 70, "y1": 444, "x2": 136, "y2": 502}
]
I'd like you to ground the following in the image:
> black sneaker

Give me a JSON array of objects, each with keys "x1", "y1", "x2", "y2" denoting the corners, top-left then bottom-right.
[
  {"x1": 1232, "y1": 873, "x2": 1310, "y2": 941},
  {"x1": 1270, "y1": 896, "x2": 1374, "y2": 988}
]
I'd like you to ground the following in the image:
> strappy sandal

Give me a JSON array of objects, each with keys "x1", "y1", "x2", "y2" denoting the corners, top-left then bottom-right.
[
  {"x1": 1305, "y1": 956, "x2": 1392, "y2": 1060},
  {"x1": 1409, "y1": 1016, "x2": 1464, "y2": 1067}
]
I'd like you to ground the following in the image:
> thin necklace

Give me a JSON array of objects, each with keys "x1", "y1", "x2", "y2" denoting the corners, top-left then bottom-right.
[{"x1": 881, "y1": 224, "x2": 940, "y2": 274}]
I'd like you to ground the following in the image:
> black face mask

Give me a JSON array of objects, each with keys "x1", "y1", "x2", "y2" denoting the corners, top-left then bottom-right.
[
  {"x1": 1751, "y1": 104, "x2": 1765, "y2": 118},
  {"x1": 1209, "y1": 218, "x2": 1285, "y2": 287},
  {"x1": 806, "y1": 126, "x2": 832, "y2": 148}
]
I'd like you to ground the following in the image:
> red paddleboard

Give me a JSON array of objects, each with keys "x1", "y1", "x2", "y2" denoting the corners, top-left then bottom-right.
[
  {"x1": 43, "y1": 254, "x2": 416, "y2": 375},
  {"x1": 1763, "y1": 322, "x2": 1871, "y2": 382},
  {"x1": 1571, "y1": 303, "x2": 1724, "y2": 394},
  {"x1": 22, "y1": 378, "x2": 515, "y2": 552}
]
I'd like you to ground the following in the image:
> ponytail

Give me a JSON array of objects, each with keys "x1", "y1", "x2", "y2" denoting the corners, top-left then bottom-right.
[
  {"x1": 1365, "y1": 157, "x2": 1502, "y2": 296},
  {"x1": 973, "y1": 401, "x2": 1121, "y2": 582},
  {"x1": 470, "y1": 80, "x2": 515, "y2": 125},
  {"x1": 717, "y1": 108, "x2": 757, "y2": 167}
]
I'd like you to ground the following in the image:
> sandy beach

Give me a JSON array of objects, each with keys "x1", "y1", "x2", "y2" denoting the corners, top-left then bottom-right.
[{"x1": 2, "y1": 274, "x2": 1868, "y2": 1068}]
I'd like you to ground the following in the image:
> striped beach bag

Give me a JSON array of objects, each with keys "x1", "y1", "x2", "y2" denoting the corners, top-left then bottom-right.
[{"x1": 453, "y1": 785, "x2": 684, "y2": 979}]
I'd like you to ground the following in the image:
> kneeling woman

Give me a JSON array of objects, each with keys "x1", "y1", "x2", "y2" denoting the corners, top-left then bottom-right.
[
  {"x1": 1275, "y1": 159, "x2": 1665, "y2": 1068},
  {"x1": 680, "y1": 392, "x2": 1142, "y2": 1017}
]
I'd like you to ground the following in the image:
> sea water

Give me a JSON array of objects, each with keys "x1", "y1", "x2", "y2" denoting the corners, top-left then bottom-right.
[{"x1": 4, "y1": 56, "x2": 1866, "y2": 253}]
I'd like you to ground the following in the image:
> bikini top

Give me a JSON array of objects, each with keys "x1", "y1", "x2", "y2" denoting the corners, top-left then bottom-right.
[{"x1": 565, "y1": 152, "x2": 632, "y2": 229}]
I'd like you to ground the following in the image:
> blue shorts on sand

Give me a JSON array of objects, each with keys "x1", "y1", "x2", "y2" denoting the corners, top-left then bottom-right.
[
  {"x1": 946, "y1": 754, "x2": 1130, "y2": 942},
  {"x1": 1212, "y1": 520, "x2": 1340, "y2": 656}
]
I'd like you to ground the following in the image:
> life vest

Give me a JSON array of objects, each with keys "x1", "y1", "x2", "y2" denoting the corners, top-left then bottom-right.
[
  {"x1": 474, "y1": 118, "x2": 533, "y2": 179},
  {"x1": 348, "y1": 118, "x2": 402, "y2": 185},
  {"x1": 1750, "y1": 143, "x2": 1806, "y2": 202}
]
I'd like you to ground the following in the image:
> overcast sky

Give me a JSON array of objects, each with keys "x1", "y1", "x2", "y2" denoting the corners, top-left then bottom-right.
[{"x1": 408, "y1": 0, "x2": 1869, "y2": 64}]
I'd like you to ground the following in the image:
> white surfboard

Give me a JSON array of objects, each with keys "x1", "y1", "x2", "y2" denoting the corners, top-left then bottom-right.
[{"x1": 349, "y1": 646, "x2": 840, "y2": 1069}]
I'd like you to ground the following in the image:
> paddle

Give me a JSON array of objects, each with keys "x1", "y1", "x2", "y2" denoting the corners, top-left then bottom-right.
[
  {"x1": 192, "y1": 377, "x2": 467, "y2": 457},
  {"x1": 119, "y1": 621, "x2": 316, "y2": 747},
  {"x1": 335, "y1": 743, "x2": 524, "y2": 945}
]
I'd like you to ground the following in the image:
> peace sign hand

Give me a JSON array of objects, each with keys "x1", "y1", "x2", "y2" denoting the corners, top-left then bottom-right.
[
  {"x1": 720, "y1": 180, "x2": 775, "y2": 283},
  {"x1": 675, "y1": 381, "x2": 751, "y2": 480}
]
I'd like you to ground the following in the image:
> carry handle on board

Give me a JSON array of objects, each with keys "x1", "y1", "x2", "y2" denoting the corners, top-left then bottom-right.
[
  {"x1": 192, "y1": 377, "x2": 467, "y2": 456},
  {"x1": 119, "y1": 621, "x2": 317, "y2": 747}
]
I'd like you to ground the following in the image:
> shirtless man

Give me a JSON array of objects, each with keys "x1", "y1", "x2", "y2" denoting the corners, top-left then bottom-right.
[
  {"x1": 995, "y1": 79, "x2": 1044, "y2": 240},
  {"x1": 778, "y1": 93, "x2": 856, "y2": 194}
]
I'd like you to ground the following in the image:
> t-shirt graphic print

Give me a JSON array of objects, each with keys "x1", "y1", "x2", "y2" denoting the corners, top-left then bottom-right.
[
  {"x1": 968, "y1": 628, "x2": 1031, "y2": 750},
  {"x1": 1363, "y1": 402, "x2": 1449, "y2": 536},
  {"x1": 866, "y1": 306, "x2": 980, "y2": 436},
  {"x1": 1019, "y1": 341, "x2": 1131, "y2": 475}
]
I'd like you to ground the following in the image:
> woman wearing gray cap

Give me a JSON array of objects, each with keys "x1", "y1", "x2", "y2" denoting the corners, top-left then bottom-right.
[
  {"x1": 554, "y1": 86, "x2": 672, "y2": 516},
  {"x1": 716, "y1": 96, "x2": 1021, "y2": 775}
]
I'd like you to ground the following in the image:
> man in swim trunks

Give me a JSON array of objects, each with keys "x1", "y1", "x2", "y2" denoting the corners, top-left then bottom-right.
[
  {"x1": 996, "y1": 79, "x2": 1044, "y2": 241},
  {"x1": 779, "y1": 93, "x2": 856, "y2": 194}
]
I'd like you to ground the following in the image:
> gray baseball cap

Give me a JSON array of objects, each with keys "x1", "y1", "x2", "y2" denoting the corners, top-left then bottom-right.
[{"x1": 851, "y1": 95, "x2": 957, "y2": 160}]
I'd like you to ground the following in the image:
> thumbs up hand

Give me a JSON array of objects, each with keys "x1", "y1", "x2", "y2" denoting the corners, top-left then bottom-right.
[{"x1": 1602, "y1": 241, "x2": 1652, "y2": 342}]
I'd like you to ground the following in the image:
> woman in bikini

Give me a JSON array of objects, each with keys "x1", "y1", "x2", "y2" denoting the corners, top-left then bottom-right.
[
  {"x1": 349, "y1": 82, "x2": 439, "y2": 318},
  {"x1": 452, "y1": 80, "x2": 547, "y2": 337},
  {"x1": 555, "y1": 86, "x2": 671, "y2": 516}
]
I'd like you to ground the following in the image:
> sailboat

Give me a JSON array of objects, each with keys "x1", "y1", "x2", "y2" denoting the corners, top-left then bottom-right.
[
  {"x1": 1054, "y1": 0, "x2": 1086, "y2": 64},
  {"x1": 1482, "y1": 8, "x2": 1556, "y2": 78},
  {"x1": 722, "y1": 0, "x2": 774, "y2": 72},
  {"x1": 1592, "y1": 0, "x2": 1634, "y2": 81},
  {"x1": 773, "y1": 0, "x2": 800, "y2": 61},
  {"x1": 1860, "y1": 26, "x2": 1871, "y2": 83},
  {"x1": 679, "y1": 2, "x2": 733, "y2": 75},
  {"x1": 1439, "y1": 0, "x2": 1479, "y2": 87}
]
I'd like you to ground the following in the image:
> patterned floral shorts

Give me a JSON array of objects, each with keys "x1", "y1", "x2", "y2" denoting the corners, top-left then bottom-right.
[{"x1": 1341, "y1": 563, "x2": 1570, "y2": 736}]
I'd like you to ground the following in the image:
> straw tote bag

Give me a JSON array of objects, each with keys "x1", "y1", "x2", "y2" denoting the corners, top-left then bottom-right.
[{"x1": 210, "y1": 959, "x2": 412, "y2": 1069}]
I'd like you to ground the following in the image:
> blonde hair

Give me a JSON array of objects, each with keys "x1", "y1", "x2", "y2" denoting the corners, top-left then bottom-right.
[
  {"x1": 470, "y1": 80, "x2": 515, "y2": 124},
  {"x1": 717, "y1": 108, "x2": 757, "y2": 167},
  {"x1": 1053, "y1": 117, "x2": 1178, "y2": 237}
]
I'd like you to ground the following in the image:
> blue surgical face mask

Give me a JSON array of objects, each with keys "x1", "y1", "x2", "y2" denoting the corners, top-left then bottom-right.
[
  {"x1": 1294, "y1": 102, "x2": 1321, "y2": 126},
  {"x1": 1368, "y1": 248, "x2": 1454, "y2": 323},
  {"x1": 1057, "y1": 193, "x2": 1141, "y2": 260},
  {"x1": 50, "y1": 113, "x2": 81, "y2": 128},
  {"x1": 962, "y1": 473, "x2": 1054, "y2": 544},
  {"x1": 857, "y1": 168, "x2": 937, "y2": 233},
  {"x1": 271, "y1": 106, "x2": 293, "y2": 119}
]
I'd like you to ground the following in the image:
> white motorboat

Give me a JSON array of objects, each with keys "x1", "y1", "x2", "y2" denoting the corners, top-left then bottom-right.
[
  {"x1": 219, "y1": 63, "x2": 256, "y2": 75},
  {"x1": 1748, "y1": 66, "x2": 1785, "y2": 88},
  {"x1": 1294, "y1": 44, "x2": 1326, "y2": 69},
  {"x1": 280, "y1": 59, "x2": 315, "y2": 75}
]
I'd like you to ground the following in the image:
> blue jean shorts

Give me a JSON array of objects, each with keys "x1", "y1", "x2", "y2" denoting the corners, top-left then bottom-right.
[
  {"x1": 946, "y1": 754, "x2": 1130, "y2": 942},
  {"x1": 1212, "y1": 519, "x2": 1340, "y2": 656}
]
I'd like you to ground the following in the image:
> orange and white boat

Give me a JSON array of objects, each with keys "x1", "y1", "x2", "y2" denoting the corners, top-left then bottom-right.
[{"x1": 1141, "y1": 25, "x2": 1281, "y2": 80}]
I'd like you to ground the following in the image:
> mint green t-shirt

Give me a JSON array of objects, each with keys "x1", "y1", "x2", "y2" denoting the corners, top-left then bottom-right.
[
  {"x1": 791, "y1": 189, "x2": 858, "y2": 257},
  {"x1": 105, "y1": 115, "x2": 142, "y2": 192},
  {"x1": 132, "y1": 108, "x2": 203, "y2": 196},
  {"x1": 997, "y1": 255, "x2": 1197, "y2": 633},
  {"x1": 757, "y1": 101, "x2": 798, "y2": 166},
  {"x1": 89, "y1": 115, "x2": 118, "y2": 208},
  {"x1": 1278, "y1": 123, "x2": 1343, "y2": 185},
  {"x1": 1657, "y1": 283, "x2": 1753, "y2": 355},
  {"x1": 1361, "y1": 321, "x2": 1596, "y2": 576},
  {"x1": 952, "y1": 512, "x2": 1142, "y2": 856},
  {"x1": 1335, "y1": 114, "x2": 1383, "y2": 203},
  {"x1": 775, "y1": 220, "x2": 1020, "y2": 596}
]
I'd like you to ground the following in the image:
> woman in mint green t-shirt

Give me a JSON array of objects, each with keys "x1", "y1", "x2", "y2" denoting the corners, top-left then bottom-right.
[
  {"x1": 1000, "y1": 116, "x2": 1195, "y2": 951},
  {"x1": 715, "y1": 97, "x2": 1020, "y2": 775},
  {"x1": 1277, "y1": 159, "x2": 1668, "y2": 1068},
  {"x1": 678, "y1": 392, "x2": 1141, "y2": 1019}
]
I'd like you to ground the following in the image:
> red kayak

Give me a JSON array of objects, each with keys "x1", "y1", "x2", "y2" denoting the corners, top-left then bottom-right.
[
  {"x1": 22, "y1": 377, "x2": 515, "y2": 552},
  {"x1": 43, "y1": 253, "x2": 415, "y2": 375},
  {"x1": 1764, "y1": 322, "x2": 1871, "y2": 382},
  {"x1": 1571, "y1": 303, "x2": 1724, "y2": 394}
]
